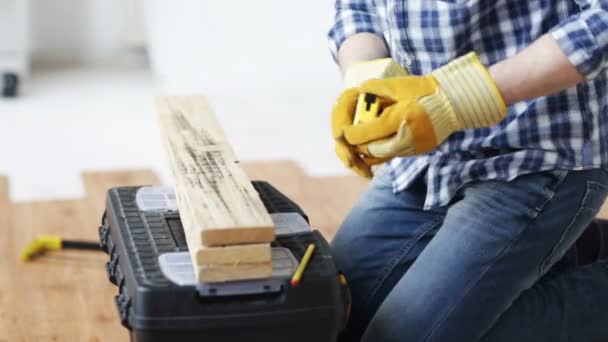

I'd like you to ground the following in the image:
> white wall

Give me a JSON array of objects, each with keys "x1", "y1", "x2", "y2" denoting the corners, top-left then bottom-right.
[
  {"x1": 144, "y1": 1, "x2": 344, "y2": 174},
  {"x1": 6, "y1": 1, "x2": 347, "y2": 201},
  {"x1": 29, "y1": 0, "x2": 129, "y2": 63},
  {"x1": 144, "y1": 1, "x2": 338, "y2": 88}
]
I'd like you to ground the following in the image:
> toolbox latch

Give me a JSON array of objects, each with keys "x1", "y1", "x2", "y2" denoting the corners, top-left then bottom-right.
[
  {"x1": 114, "y1": 292, "x2": 131, "y2": 329},
  {"x1": 105, "y1": 254, "x2": 119, "y2": 285},
  {"x1": 98, "y1": 223, "x2": 110, "y2": 254}
]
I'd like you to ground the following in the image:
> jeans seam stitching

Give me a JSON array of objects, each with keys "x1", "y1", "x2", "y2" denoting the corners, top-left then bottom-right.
[
  {"x1": 540, "y1": 181, "x2": 592, "y2": 275},
  {"x1": 423, "y1": 171, "x2": 568, "y2": 342},
  {"x1": 423, "y1": 225, "x2": 533, "y2": 342}
]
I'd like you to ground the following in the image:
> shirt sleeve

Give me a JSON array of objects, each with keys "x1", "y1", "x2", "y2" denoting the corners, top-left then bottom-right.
[
  {"x1": 327, "y1": 0, "x2": 385, "y2": 62},
  {"x1": 551, "y1": 0, "x2": 608, "y2": 79}
]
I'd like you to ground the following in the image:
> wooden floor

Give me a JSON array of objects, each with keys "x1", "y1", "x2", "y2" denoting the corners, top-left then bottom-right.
[{"x1": 0, "y1": 161, "x2": 368, "y2": 341}]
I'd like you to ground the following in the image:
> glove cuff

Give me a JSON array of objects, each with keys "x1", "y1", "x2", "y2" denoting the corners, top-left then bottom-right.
[
  {"x1": 418, "y1": 89, "x2": 460, "y2": 143},
  {"x1": 431, "y1": 52, "x2": 507, "y2": 129}
]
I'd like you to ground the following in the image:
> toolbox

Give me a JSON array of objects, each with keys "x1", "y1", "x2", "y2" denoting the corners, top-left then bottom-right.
[{"x1": 99, "y1": 181, "x2": 350, "y2": 342}]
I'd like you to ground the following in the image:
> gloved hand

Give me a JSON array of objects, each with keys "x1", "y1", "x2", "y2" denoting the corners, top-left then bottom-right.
[
  {"x1": 332, "y1": 58, "x2": 408, "y2": 178},
  {"x1": 342, "y1": 52, "x2": 507, "y2": 160},
  {"x1": 332, "y1": 88, "x2": 374, "y2": 178}
]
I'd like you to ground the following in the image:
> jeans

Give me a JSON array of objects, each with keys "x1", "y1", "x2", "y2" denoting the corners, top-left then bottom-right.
[{"x1": 332, "y1": 168, "x2": 608, "y2": 342}]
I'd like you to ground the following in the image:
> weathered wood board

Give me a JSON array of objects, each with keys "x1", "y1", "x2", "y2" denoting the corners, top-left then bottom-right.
[
  {"x1": 157, "y1": 95, "x2": 275, "y2": 248},
  {"x1": 197, "y1": 262, "x2": 273, "y2": 283},
  {"x1": 195, "y1": 243, "x2": 271, "y2": 265}
]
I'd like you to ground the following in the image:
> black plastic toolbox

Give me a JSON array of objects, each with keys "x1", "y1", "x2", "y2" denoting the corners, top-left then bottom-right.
[{"x1": 99, "y1": 181, "x2": 350, "y2": 342}]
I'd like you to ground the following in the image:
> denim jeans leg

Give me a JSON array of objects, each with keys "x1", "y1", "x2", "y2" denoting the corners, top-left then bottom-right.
[
  {"x1": 362, "y1": 169, "x2": 608, "y2": 342},
  {"x1": 481, "y1": 258, "x2": 608, "y2": 342},
  {"x1": 332, "y1": 169, "x2": 446, "y2": 342}
]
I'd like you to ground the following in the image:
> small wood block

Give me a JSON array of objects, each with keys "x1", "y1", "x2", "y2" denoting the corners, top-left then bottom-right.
[
  {"x1": 343, "y1": 58, "x2": 408, "y2": 88},
  {"x1": 195, "y1": 243, "x2": 271, "y2": 265},
  {"x1": 197, "y1": 262, "x2": 273, "y2": 283}
]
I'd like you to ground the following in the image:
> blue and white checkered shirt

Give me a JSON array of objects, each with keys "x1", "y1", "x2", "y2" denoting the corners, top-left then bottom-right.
[{"x1": 328, "y1": 0, "x2": 608, "y2": 209}]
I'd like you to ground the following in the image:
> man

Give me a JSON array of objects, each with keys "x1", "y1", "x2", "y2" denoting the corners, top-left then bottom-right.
[{"x1": 328, "y1": 0, "x2": 608, "y2": 341}]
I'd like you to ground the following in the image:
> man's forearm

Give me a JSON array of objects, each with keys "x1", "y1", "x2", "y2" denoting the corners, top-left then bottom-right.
[
  {"x1": 338, "y1": 33, "x2": 389, "y2": 73},
  {"x1": 488, "y1": 34, "x2": 584, "y2": 106}
]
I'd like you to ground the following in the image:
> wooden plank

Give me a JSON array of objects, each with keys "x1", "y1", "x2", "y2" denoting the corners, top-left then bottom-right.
[
  {"x1": 157, "y1": 96, "x2": 275, "y2": 248},
  {"x1": 0, "y1": 176, "x2": 16, "y2": 339},
  {"x1": 0, "y1": 175, "x2": 7, "y2": 203},
  {"x1": 197, "y1": 262, "x2": 272, "y2": 283},
  {"x1": 5, "y1": 175, "x2": 130, "y2": 341},
  {"x1": 195, "y1": 243, "x2": 271, "y2": 265},
  {"x1": 308, "y1": 176, "x2": 369, "y2": 239},
  {"x1": 242, "y1": 160, "x2": 309, "y2": 198}
]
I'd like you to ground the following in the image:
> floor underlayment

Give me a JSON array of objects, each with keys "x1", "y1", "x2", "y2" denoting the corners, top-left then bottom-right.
[{"x1": 0, "y1": 161, "x2": 368, "y2": 341}]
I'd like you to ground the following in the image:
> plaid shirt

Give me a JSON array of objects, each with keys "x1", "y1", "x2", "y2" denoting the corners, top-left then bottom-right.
[{"x1": 328, "y1": 0, "x2": 608, "y2": 209}]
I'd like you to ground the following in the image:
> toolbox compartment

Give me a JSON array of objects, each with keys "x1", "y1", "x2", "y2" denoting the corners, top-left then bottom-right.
[{"x1": 99, "y1": 181, "x2": 349, "y2": 342}]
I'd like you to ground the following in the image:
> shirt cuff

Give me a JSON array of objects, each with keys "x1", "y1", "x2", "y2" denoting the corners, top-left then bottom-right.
[
  {"x1": 328, "y1": 4, "x2": 385, "y2": 62},
  {"x1": 551, "y1": 6, "x2": 608, "y2": 79}
]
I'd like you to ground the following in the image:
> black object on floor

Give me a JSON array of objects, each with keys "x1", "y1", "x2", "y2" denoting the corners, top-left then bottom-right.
[
  {"x1": 62, "y1": 240, "x2": 101, "y2": 250},
  {"x1": 99, "y1": 181, "x2": 350, "y2": 342},
  {"x1": 2, "y1": 73, "x2": 19, "y2": 97}
]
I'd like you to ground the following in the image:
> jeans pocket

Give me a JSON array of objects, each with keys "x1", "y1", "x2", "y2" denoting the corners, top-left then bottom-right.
[{"x1": 540, "y1": 181, "x2": 608, "y2": 275}]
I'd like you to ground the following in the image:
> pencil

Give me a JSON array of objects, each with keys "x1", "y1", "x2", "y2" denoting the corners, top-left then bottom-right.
[{"x1": 291, "y1": 243, "x2": 316, "y2": 286}]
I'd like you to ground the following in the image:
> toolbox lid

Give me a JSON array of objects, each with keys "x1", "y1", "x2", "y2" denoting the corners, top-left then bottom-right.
[{"x1": 135, "y1": 186, "x2": 310, "y2": 236}]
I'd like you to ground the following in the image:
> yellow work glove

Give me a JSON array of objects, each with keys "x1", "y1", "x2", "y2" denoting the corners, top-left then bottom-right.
[
  {"x1": 332, "y1": 59, "x2": 409, "y2": 178},
  {"x1": 344, "y1": 52, "x2": 507, "y2": 160},
  {"x1": 332, "y1": 88, "x2": 374, "y2": 178}
]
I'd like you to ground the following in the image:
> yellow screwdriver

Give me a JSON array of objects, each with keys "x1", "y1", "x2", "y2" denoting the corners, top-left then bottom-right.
[{"x1": 20, "y1": 235, "x2": 100, "y2": 261}]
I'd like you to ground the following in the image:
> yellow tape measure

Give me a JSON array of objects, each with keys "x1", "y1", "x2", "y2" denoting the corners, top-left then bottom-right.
[
  {"x1": 347, "y1": 58, "x2": 409, "y2": 125},
  {"x1": 353, "y1": 93, "x2": 381, "y2": 125}
]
